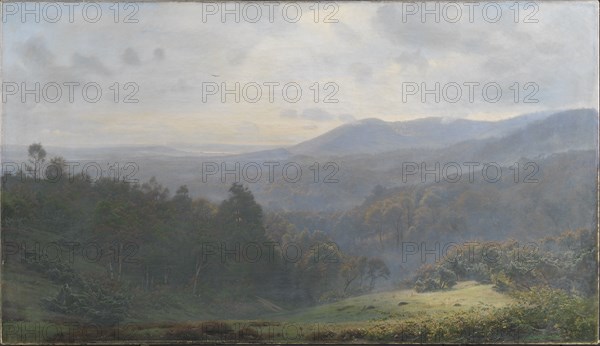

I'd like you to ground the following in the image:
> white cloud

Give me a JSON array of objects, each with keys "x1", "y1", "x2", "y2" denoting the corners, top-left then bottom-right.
[{"x1": 2, "y1": 1, "x2": 598, "y2": 148}]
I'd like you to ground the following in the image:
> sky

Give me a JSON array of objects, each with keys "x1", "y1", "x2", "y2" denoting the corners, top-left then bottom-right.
[{"x1": 1, "y1": 1, "x2": 598, "y2": 149}]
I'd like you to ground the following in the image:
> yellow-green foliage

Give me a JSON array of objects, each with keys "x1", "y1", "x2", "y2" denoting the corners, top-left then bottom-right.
[{"x1": 361, "y1": 287, "x2": 597, "y2": 343}]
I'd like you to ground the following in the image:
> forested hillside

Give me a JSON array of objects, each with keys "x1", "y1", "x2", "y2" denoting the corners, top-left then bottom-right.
[{"x1": 1, "y1": 109, "x2": 598, "y2": 342}]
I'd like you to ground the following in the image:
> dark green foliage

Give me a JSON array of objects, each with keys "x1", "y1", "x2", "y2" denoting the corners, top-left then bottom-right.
[
  {"x1": 163, "y1": 321, "x2": 234, "y2": 340},
  {"x1": 2, "y1": 146, "x2": 393, "y2": 323},
  {"x1": 414, "y1": 264, "x2": 457, "y2": 292},
  {"x1": 42, "y1": 278, "x2": 131, "y2": 326},
  {"x1": 3, "y1": 143, "x2": 595, "y2": 340},
  {"x1": 23, "y1": 256, "x2": 85, "y2": 287}
]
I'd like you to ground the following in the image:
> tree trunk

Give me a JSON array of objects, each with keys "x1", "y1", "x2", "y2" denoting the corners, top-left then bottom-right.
[
  {"x1": 378, "y1": 224, "x2": 384, "y2": 251},
  {"x1": 343, "y1": 275, "x2": 357, "y2": 293},
  {"x1": 192, "y1": 256, "x2": 206, "y2": 296},
  {"x1": 145, "y1": 265, "x2": 149, "y2": 291},
  {"x1": 108, "y1": 261, "x2": 114, "y2": 280},
  {"x1": 118, "y1": 243, "x2": 123, "y2": 280}
]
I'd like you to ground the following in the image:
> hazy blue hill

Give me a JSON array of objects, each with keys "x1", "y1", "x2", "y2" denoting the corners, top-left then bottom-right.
[
  {"x1": 289, "y1": 111, "x2": 552, "y2": 156},
  {"x1": 487, "y1": 108, "x2": 598, "y2": 155},
  {"x1": 2, "y1": 109, "x2": 596, "y2": 212},
  {"x1": 246, "y1": 109, "x2": 597, "y2": 211},
  {"x1": 429, "y1": 108, "x2": 599, "y2": 165}
]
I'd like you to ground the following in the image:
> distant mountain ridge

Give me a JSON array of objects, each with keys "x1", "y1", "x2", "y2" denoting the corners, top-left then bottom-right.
[
  {"x1": 288, "y1": 111, "x2": 554, "y2": 156},
  {"x1": 3, "y1": 109, "x2": 590, "y2": 162},
  {"x1": 1, "y1": 109, "x2": 597, "y2": 213}
]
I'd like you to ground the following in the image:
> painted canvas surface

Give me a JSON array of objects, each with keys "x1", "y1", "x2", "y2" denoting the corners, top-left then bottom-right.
[{"x1": 1, "y1": 1, "x2": 599, "y2": 343}]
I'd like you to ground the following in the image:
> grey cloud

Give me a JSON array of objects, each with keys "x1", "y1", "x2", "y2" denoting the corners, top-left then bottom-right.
[
  {"x1": 301, "y1": 108, "x2": 336, "y2": 122},
  {"x1": 334, "y1": 22, "x2": 361, "y2": 42},
  {"x1": 280, "y1": 109, "x2": 298, "y2": 118},
  {"x1": 235, "y1": 122, "x2": 260, "y2": 136},
  {"x1": 171, "y1": 78, "x2": 193, "y2": 92},
  {"x1": 154, "y1": 48, "x2": 165, "y2": 61},
  {"x1": 122, "y1": 47, "x2": 141, "y2": 65},
  {"x1": 19, "y1": 36, "x2": 55, "y2": 68},
  {"x1": 14, "y1": 35, "x2": 113, "y2": 81},
  {"x1": 374, "y1": 4, "x2": 460, "y2": 48},
  {"x1": 2, "y1": 2, "x2": 595, "y2": 148},
  {"x1": 395, "y1": 49, "x2": 429, "y2": 73},
  {"x1": 228, "y1": 49, "x2": 248, "y2": 65},
  {"x1": 338, "y1": 114, "x2": 356, "y2": 123},
  {"x1": 349, "y1": 63, "x2": 373, "y2": 83},
  {"x1": 71, "y1": 53, "x2": 112, "y2": 75},
  {"x1": 373, "y1": 3, "x2": 509, "y2": 56},
  {"x1": 281, "y1": 108, "x2": 347, "y2": 122}
]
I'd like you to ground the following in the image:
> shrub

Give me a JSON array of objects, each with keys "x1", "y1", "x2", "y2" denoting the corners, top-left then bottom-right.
[
  {"x1": 42, "y1": 278, "x2": 131, "y2": 326},
  {"x1": 237, "y1": 327, "x2": 261, "y2": 340},
  {"x1": 164, "y1": 325, "x2": 204, "y2": 340},
  {"x1": 201, "y1": 321, "x2": 234, "y2": 335},
  {"x1": 306, "y1": 329, "x2": 336, "y2": 342},
  {"x1": 360, "y1": 287, "x2": 597, "y2": 343},
  {"x1": 337, "y1": 328, "x2": 367, "y2": 341}
]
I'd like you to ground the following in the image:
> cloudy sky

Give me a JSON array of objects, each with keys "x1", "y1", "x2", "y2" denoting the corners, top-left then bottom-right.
[{"x1": 2, "y1": 1, "x2": 598, "y2": 149}]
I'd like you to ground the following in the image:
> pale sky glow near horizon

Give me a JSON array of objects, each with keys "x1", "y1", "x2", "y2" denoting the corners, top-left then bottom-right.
[{"x1": 1, "y1": 1, "x2": 598, "y2": 149}]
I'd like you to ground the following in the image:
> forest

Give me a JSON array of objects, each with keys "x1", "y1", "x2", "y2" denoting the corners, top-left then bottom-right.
[{"x1": 1, "y1": 138, "x2": 597, "y2": 342}]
